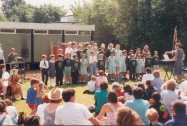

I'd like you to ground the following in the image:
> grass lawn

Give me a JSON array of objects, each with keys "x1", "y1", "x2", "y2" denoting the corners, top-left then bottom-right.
[{"x1": 14, "y1": 69, "x2": 171, "y2": 114}]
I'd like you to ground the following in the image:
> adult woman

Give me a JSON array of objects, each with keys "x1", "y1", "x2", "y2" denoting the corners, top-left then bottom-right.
[
  {"x1": 117, "y1": 106, "x2": 144, "y2": 126},
  {"x1": 97, "y1": 92, "x2": 123, "y2": 125},
  {"x1": 36, "y1": 88, "x2": 62, "y2": 126},
  {"x1": 48, "y1": 54, "x2": 56, "y2": 87}
]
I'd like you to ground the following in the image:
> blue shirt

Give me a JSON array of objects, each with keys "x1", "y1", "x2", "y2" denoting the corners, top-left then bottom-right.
[
  {"x1": 165, "y1": 114, "x2": 187, "y2": 126},
  {"x1": 26, "y1": 87, "x2": 37, "y2": 105},
  {"x1": 125, "y1": 99, "x2": 149, "y2": 125}
]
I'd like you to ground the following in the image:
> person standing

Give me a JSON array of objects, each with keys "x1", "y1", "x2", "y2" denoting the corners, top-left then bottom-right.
[
  {"x1": 55, "y1": 54, "x2": 64, "y2": 86},
  {"x1": 48, "y1": 55, "x2": 56, "y2": 87},
  {"x1": 39, "y1": 55, "x2": 49, "y2": 85},
  {"x1": 0, "y1": 44, "x2": 5, "y2": 65}
]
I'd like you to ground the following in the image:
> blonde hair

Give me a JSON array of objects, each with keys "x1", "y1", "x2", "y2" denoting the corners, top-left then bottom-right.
[
  {"x1": 146, "y1": 108, "x2": 159, "y2": 122},
  {"x1": 166, "y1": 80, "x2": 176, "y2": 91}
]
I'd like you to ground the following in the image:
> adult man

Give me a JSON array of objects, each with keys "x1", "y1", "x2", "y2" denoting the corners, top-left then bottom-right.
[
  {"x1": 55, "y1": 54, "x2": 64, "y2": 86},
  {"x1": 55, "y1": 88, "x2": 100, "y2": 125},
  {"x1": 165, "y1": 101, "x2": 187, "y2": 126},
  {"x1": 125, "y1": 87, "x2": 150, "y2": 125}
]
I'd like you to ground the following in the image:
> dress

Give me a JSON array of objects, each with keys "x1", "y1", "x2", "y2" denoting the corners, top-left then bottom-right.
[
  {"x1": 119, "y1": 55, "x2": 126, "y2": 73},
  {"x1": 174, "y1": 48, "x2": 185, "y2": 76},
  {"x1": 136, "y1": 58, "x2": 145, "y2": 74},
  {"x1": 107, "y1": 56, "x2": 116, "y2": 74},
  {"x1": 80, "y1": 58, "x2": 88, "y2": 75},
  {"x1": 63, "y1": 59, "x2": 72, "y2": 76}
]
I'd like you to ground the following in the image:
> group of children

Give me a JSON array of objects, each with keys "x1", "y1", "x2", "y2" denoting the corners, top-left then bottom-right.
[{"x1": 39, "y1": 42, "x2": 160, "y2": 86}]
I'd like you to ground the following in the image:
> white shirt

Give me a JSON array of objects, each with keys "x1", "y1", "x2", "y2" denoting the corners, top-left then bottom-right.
[
  {"x1": 87, "y1": 80, "x2": 96, "y2": 92},
  {"x1": 2, "y1": 71, "x2": 10, "y2": 87},
  {"x1": 0, "y1": 48, "x2": 5, "y2": 60},
  {"x1": 142, "y1": 73, "x2": 154, "y2": 83},
  {"x1": 0, "y1": 113, "x2": 14, "y2": 125},
  {"x1": 55, "y1": 102, "x2": 93, "y2": 125},
  {"x1": 36, "y1": 103, "x2": 48, "y2": 125},
  {"x1": 39, "y1": 60, "x2": 49, "y2": 69},
  {"x1": 65, "y1": 47, "x2": 73, "y2": 55},
  {"x1": 89, "y1": 55, "x2": 97, "y2": 64},
  {"x1": 6, "y1": 106, "x2": 18, "y2": 123},
  {"x1": 179, "y1": 80, "x2": 187, "y2": 93},
  {"x1": 161, "y1": 90, "x2": 178, "y2": 113}
]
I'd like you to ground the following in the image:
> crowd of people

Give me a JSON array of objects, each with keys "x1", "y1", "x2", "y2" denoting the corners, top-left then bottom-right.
[{"x1": 0, "y1": 41, "x2": 186, "y2": 125}]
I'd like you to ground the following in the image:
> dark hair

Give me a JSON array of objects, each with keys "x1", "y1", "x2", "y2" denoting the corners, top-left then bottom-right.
[
  {"x1": 137, "y1": 84, "x2": 145, "y2": 91},
  {"x1": 62, "y1": 88, "x2": 75, "y2": 102},
  {"x1": 0, "y1": 101, "x2": 6, "y2": 113},
  {"x1": 24, "y1": 116, "x2": 40, "y2": 126},
  {"x1": 30, "y1": 79, "x2": 39, "y2": 86},
  {"x1": 151, "y1": 92, "x2": 161, "y2": 102},
  {"x1": 133, "y1": 87, "x2": 144, "y2": 99},
  {"x1": 146, "y1": 68, "x2": 152, "y2": 74},
  {"x1": 173, "y1": 101, "x2": 186, "y2": 114},
  {"x1": 100, "y1": 83, "x2": 108, "y2": 90},
  {"x1": 146, "y1": 80, "x2": 154, "y2": 90},
  {"x1": 108, "y1": 92, "x2": 118, "y2": 103},
  {"x1": 4, "y1": 99, "x2": 13, "y2": 106},
  {"x1": 124, "y1": 85, "x2": 132, "y2": 95}
]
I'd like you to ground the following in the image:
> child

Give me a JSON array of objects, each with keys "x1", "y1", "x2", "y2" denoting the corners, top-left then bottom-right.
[
  {"x1": 119, "y1": 51, "x2": 127, "y2": 81},
  {"x1": 63, "y1": 54, "x2": 72, "y2": 84},
  {"x1": 39, "y1": 54, "x2": 49, "y2": 85},
  {"x1": 80, "y1": 53, "x2": 89, "y2": 83},
  {"x1": 136, "y1": 53, "x2": 145, "y2": 80},
  {"x1": 106, "y1": 51, "x2": 116, "y2": 82},
  {"x1": 128, "y1": 53, "x2": 137, "y2": 81},
  {"x1": 26, "y1": 79, "x2": 41, "y2": 115},
  {"x1": 153, "y1": 51, "x2": 160, "y2": 69},
  {"x1": 83, "y1": 75, "x2": 96, "y2": 94},
  {"x1": 48, "y1": 54, "x2": 56, "y2": 87}
]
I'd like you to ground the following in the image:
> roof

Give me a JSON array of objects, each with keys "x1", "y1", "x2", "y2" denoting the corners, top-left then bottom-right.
[{"x1": 0, "y1": 22, "x2": 95, "y2": 31}]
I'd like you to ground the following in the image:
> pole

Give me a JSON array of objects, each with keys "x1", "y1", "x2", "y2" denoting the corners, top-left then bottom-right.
[{"x1": 31, "y1": 29, "x2": 34, "y2": 64}]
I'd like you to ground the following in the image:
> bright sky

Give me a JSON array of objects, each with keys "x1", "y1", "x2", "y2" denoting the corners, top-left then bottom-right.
[{"x1": 25, "y1": 0, "x2": 90, "y2": 11}]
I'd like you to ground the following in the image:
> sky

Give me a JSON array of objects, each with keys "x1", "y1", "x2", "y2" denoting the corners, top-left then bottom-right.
[{"x1": 24, "y1": 0, "x2": 90, "y2": 11}]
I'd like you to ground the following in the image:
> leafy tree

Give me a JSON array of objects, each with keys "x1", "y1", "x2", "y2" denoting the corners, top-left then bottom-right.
[{"x1": 32, "y1": 5, "x2": 65, "y2": 23}]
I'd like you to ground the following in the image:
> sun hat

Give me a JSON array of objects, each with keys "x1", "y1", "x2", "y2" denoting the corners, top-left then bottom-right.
[{"x1": 48, "y1": 88, "x2": 63, "y2": 101}]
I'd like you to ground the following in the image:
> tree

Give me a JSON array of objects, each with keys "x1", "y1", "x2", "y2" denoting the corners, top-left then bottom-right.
[{"x1": 32, "y1": 5, "x2": 65, "y2": 23}]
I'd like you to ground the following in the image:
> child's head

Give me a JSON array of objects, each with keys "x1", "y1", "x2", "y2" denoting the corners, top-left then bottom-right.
[
  {"x1": 31, "y1": 79, "x2": 39, "y2": 88},
  {"x1": 91, "y1": 75, "x2": 96, "y2": 81},
  {"x1": 146, "y1": 108, "x2": 159, "y2": 123}
]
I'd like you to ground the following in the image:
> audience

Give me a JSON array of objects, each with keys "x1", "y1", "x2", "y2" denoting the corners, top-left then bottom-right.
[
  {"x1": 95, "y1": 83, "x2": 108, "y2": 114},
  {"x1": 146, "y1": 108, "x2": 163, "y2": 126},
  {"x1": 55, "y1": 88, "x2": 100, "y2": 125},
  {"x1": 165, "y1": 101, "x2": 187, "y2": 126},
  {"x1": 117, "y1": 106, "x2": 144, "y2": 126},
  {"x1": 97, "y1": 91, "x2": 123, "y2": 125},
  {"x1": 125, "y1": 87, "x2": 150, "y2": 125},
  {"x1": 142, "y1": 68, "x2": 154, "y2": 83},
  {"x1": 161, "y1": 80, "x2": 178, "y2": 113},
  {"x1": 151, "y1": 70, "x2": 164, "y2": 92}
]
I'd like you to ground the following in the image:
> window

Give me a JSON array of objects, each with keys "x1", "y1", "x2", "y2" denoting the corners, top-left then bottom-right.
[
  {"x1": 65, "y1": 30, "x2": 78, "y2": 35},
  {"x1": 0, "y1": 29, "x2": 15, "y2": 33},
  {"x1": 48, "y1": 30, "x2": 62, "y2": 34},
  {"x1": 79, "y1": 31, "x2": 91, "y2": 35},
  {"x1": 16, "y1": 29, "x2": 31, "y2": 33},
  {"x1": 34, "y1": 30, "x2": 47, "y2": 34}
]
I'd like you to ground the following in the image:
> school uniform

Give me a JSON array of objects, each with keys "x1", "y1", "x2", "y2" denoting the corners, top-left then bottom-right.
[
  {"x1": 39, "y1": 59, "x2": 49, "y2": 85},
  {"x1": 55, "y1": 60, "x2": 64, "y2": 86}
]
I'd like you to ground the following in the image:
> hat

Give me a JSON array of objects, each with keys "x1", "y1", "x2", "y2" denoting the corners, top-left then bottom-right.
[
  {"x1": 112, "y1": 82, "x2": 121, "y2": 88},
  {"x1": 48, "y1": 88, "x2": 63, "y2": 101}
]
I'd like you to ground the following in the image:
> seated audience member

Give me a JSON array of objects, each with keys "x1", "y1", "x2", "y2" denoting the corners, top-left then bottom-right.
[
  {"x1": 125, "y1": 87, "x2": 150, "y2": 125},
  {"x1": 178, "y1": 74, "x2": 187, "y2": 99},
  {"x1": 83, "y1": 75, "x2": 96, "y2": 94},
  {"x1": 146, "y1": 108, "x2": 163, "y2": 126},
  {"x1": 55, "y1": 88, "x2": 100, "y2": 125},
  {"x1": 149, "y1": 92, "x2": 170, "y2": 123},
  {"x1": 165, "y1": 101, "x2": 187, "y2": 126},
  {"x1": 117, "y1": 107, "x2": 144, "y2": 126},
  {"x1": 112, "y1": 82, "x2": 124, "y2": 102},
  {"x1": 97, "y1": 92, "x2": 123, "y2": 125},
  {"x1": 36, "y1": 88, "x2": 62, "y2": 126},
  {"x1": 4, "y1": 99, "x2": 18, "y2": 124},
  {"x1": 95, "y1": 83, "x2": 108, "y2": 114},
  {"x1": 0, "y1": 100, "x2": 14, "y2": 125},
  {"x1": 151, "y1": 70, "x2": 164, "y2": 92},
  {"x1": 18, "y1": 112, "x2": 40, "y2": 126},
  {"x1": 138, "y1": 83, "x2": 149, "y2": 100},
  {"x1": 123, "y1": 85, "x2": 134, "y2": 101},
  {"x1": 142, "y1": 68, "x2": 154, "y2": 83},
  {"x1": 95, "y1": 70, "x2": 108, "y2": 90},
  {"x1": 145, "y1": 80, "x2": 156, "y2": 100},
  {"x1": 161, "y1": 80, "x2": 178, "y2": 113},
  {"x1": 26, "y1": 79, "x2": 41, "y2": 115}
]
